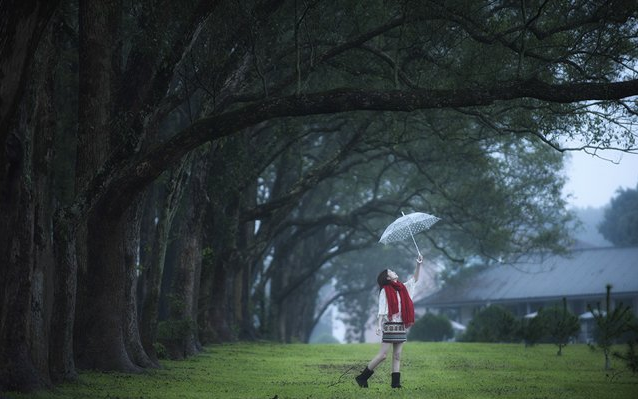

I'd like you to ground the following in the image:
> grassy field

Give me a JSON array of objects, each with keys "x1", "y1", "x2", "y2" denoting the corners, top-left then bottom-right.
[{"x1": 5, "y1": 342, "x2": 637, "y2": 398}]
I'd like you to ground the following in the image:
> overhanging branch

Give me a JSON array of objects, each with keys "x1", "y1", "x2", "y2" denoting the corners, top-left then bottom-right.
[{"x1": 86, "y1": 77, "x2": 638, "y2": 218}]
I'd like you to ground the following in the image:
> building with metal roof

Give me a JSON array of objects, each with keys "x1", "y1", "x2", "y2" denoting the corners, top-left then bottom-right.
[{"x1": 418, "y1": 246, "x2": 638, "y2": 342}]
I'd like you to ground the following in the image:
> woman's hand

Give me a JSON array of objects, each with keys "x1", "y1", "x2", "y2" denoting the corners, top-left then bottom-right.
[
  {"x1": 414, "y1": 255, "x2": 423, "y2": 282},
  {"x1": 376, "y1": 328, "x2": 382, "y2": 336}
]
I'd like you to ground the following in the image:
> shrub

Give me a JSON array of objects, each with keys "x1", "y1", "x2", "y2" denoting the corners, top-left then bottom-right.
[
  {"x1": 538, "y1": 298, "x2": 580, "y2": 356},
  {"x1": 409, "y1": 313, "x2": 454, "y2": 342},
  {"x1": 157, "y1": 319, "x2": 195, "y2": 340},
  {"x1": 613, "y1": 321, "x2": 638, "y2": 374},
  {"x1": 519, "y1": 311, "x2": 548, "y2": 347},
  {"x1": 154, "y1": 342, "x2": 168, "y2": 360},
  {"x1": 461, "y1": 305, "x2": 518, "y2": 343},
  {"x1": 589, "y1": 285, "x2": 634, "y2": 369}
]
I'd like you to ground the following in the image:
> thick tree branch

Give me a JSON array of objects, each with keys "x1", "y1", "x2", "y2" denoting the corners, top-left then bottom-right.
[
  {"x1": 220, "y1": 14, "x2": 408, "y2": 107},
  {"x1": 145, "y1": 76, "x2": 638, "y2": 165},
  {"x1": 310, "y1": 284, "x2": 375, "y2": 334},
  {"x1": 76, "y1": 77, "x2": 638, "y2": 220},
  {"x1": 241, "y1": 129, "x2": 364, "y2": 222}
]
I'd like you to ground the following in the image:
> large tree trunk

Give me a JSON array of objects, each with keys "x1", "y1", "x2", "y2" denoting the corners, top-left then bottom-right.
[
  {"x1": 268, "y1": 235, "x2": 325, "y2": 343},
  {"x1": 161, "y1": 152, "x2": 209, "y2": 359},
  {"x1": 272, "y1": 271, "x2": 321, "y2": 344},
  {"x1": 139, "y1": 161, "x2": 191, "y2": 361},
  {"x1": 234, "y1": 257, "x2": 256, "y2": 341},
  {"x1": 269, "y1": 255, "x2": 290, "y2": 343},
  {"x1": 200, "y1": 255, "x2": 235, "y2": 343},
  {"x1": 49, "y1": 218, "x2": 78, "y2": 382},
  {"x1": 236, "y1": 178, "x2": 258, "y2": 341},
  {"x1": 72, "y1": 0, "x2": 144, "y2": 372},
  {"x1": 199, "y1": 145, "x2": 245, "y2": 344},
  {"x1": 0, "y1": 95, "x2": 42, "y2": 394},
  {"x1": 28, "y1": 21, "x2": 58, "y2": 384},
  {"x1": 138, "y1": 182, "x2": 162, "y2": 360},
  {"x1": 0, "y1": 10, "x2": 58, "y2": 391},
  {"x1": 123, "y1": 197, "x2": 156, "y2": 368},
  {"x1": 74, "y1": 207, "x2": 142, "y2": 372},
  {"x1": 0, "y1": 0, "x2": 60, "y2": 141}
]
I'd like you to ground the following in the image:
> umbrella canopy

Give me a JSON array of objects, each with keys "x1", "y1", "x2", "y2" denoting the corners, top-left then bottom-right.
[{"x1": 379, "y1": 211, "x2": 440, "y2": 256}]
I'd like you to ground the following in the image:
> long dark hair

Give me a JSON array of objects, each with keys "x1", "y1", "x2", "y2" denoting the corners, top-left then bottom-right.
[{"x1": 377, "y1": 269, "x2": 390, "y2": 289}]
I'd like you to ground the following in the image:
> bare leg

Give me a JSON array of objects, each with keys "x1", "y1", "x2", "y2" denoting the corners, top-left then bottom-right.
[
  {"x1": 367, "y1": 342, "x2": 391, "y2": 370},
  {"x1": 392, "y1": 342, "x2": 404, "y2": 372}
]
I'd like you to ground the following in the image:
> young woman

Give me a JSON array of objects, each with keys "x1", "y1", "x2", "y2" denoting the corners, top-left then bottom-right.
[{"x1": 355, "y1": 254, "x2": 422, "y2": 389}]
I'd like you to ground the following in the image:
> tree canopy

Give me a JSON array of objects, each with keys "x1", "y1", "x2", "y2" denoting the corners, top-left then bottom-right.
[{"x1": 599, "y1": 184, "x2": 638, "y2": 246}]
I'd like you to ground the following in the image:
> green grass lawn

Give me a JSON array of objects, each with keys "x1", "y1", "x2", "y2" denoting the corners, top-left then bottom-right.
[{"x1": 6, "y1": 342, "x2": 637, "y2": 398}]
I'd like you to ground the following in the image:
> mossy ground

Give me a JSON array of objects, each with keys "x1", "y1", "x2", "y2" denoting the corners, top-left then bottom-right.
[{"x1": 6, "y1": 342, "x2": 637, "y2": 398}]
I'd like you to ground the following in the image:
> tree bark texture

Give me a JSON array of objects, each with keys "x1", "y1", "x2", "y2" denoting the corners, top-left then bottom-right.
[
  {"x1": 49, "y1": 218, "x2": 78, "y2": 383},
  {"x1": 199, "y1": 248, "x2": 235, "y2": 344},
  {"x1": 73, "y1": 207, "x2": 142, "y2": 372},
  {"x1": 270, "y1": 257, "x2": 320, "y2": 343},
  {"x1": 161, "y1": 151, "x2": 209, "y2": 359},
  {"x1": 0, "y1": 11, "x2": 58, "y2": 391},
  {"x1": 28, "y1": 20, "x2": 58, "y2": 383},
  {"x1": 0, "y1": 84, "x2": 42, "y2": 394},
  {"x1": 123, "y1": 197, "x2": 156, "y2": 368},
  {"x1": 265, "y1": 205, "x2": 331, "y2": 343},
  {"x1": 0, "y1": 0, "x2": 60, "y2": 146},
  {"x1": 73, "y1": 0, "x2": 117, "y2": 295},
  {"x1": 72, "y1": 0, "x2": 144, "y2": 373},
  {"x1": 198, "y1": 143, "x2": 247, "y2": 344},
  {"x1": 139, "y1": 161, "x2": 191, "y2": 362}
]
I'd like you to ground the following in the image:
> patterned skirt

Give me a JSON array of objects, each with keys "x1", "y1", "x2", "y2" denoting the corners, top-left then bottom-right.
[{"x1": 382, "y1": 322, "x2": 407, "y2": 343}]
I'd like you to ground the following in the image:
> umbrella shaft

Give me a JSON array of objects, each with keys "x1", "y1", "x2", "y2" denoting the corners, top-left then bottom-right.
[
  {"x1": 403, "y1": 211, "x2": 422, "y2": 257},
  {"x1": 409, "y1": 228, "x2": 421, "y2": 257}
]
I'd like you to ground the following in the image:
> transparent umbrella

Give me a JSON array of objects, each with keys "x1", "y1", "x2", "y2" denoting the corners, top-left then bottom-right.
[{"x1": 379, "y1": 211, "x2": 440, "y2": 257}]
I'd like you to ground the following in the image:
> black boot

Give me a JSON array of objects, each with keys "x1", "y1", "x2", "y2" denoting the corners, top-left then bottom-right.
[
  {"x1": 355, "y1": 367, "x2": 374, "y2": 388},
  {"x1": 391, "y1": 372, "x2": 401, "y2": 388}
]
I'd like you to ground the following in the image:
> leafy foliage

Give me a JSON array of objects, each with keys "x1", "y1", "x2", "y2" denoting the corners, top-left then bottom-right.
[
  {"x1": 599, "y1": 184, "x2": 638, "y2": 246},
  {"x1": 408, "y1": 312, "x2": 454, "y2": 342},
  {"x1": 540, "y1": 299, "x2": 581, "y2": 356},
  {"x1": 156, "y1": 319, "x2": 195, "y2": 340},
  {"x1": 461, "y1": 305, "x2": 519, "y2": 343},
  {"x1": 588, "y1": 285, "x2": 635, "y2": 370},
  {"x1": 613, "y1": 322, "x2": 638, "y2": 375},
  {"x1": 519, "y1": 312, "x2": 548, "y2": 347},
  {"x1": 518, "y1": 300, "x2": 580, "y2": 355}
]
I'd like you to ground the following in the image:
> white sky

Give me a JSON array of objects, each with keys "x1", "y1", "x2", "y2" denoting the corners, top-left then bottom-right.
[{"x1": 562, "y1": 149, "x2": 638, "y2": 209}]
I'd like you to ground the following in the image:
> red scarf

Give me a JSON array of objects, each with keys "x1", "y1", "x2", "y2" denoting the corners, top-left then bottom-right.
[{"x1": 383, "y1": 281, "x2": 415, "y2": 327}]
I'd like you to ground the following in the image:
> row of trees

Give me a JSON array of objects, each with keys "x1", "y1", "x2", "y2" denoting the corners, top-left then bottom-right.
[{"x1": 1, "y1": 0, "x2": 638, "y2": 393}]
